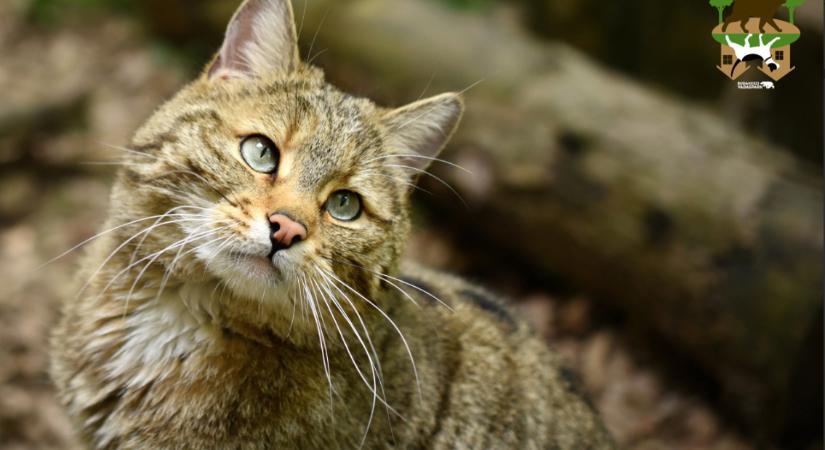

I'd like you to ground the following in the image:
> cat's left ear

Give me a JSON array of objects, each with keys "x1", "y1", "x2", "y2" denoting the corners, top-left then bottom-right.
[
  {"x1": 207, "y1": 0, "x2": 300, "y2": 80},
  {"x1": 381, "y1": 93, "x2": 464, "y2": 177}
]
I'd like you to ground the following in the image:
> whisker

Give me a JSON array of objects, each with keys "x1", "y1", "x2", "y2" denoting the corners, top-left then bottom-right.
[
  {"x1": 296, "y1": 0, "x2": 308, "y2": 38},
  {"x1": 300, "y1": 274, "x2": 334, "y2": 408},
  {"x1": 117, "y1": 225, "x2": 231, "y2": 315},
  {"x1": 306, "y1": 47, "x2": 328, "y2": 66},
  {"x1": 99, "y1": 142, "x2": 160, "y2": 160},
  {"x1": 76, "y1": 215, "x2": 218, "y2": 298},
  {"x1": 154, "y1": 222, "x2": 234, "y2": 301},
  {"x1": 78, "y1": 161, "x2": 147, "y2": 167},
  {"x1": 384, "y1": 163, "x2": 468, "y2": 208},
  {"x1": 38, "y1": 206, "x2": 208, "y2": 270},
  {"x1": 359, "y1": 170, "x2": 433, "y2": 195},
  {"x1": 415, "y1": 72, "x2": 436, "y2": 102},
  {"x1": 313, "y1": 271, "x2": 401, "y2": 440},
  {"x1": 310, "y1": 276, "x2": 381, "y2": 447},
  {"x1": 306, "y1": 7, "x2": 330, "y2": 67},
  {"x1": 365, "y1": 154, "x2": 472, "y2": 174},
  {"x1": 329, "y1": 257, "x2": 452, "y2": 311},
  {"x1": 317, "y1": 267, "x2": 421, "y2": 399},
  {"x1": 457, "y1": 77, "x2": 485, "y2": 95},
  {"x1": 128, "y1": 209, "x2": 218, "y2": 265},
  {"x1": 101, "y1": 222, "x2": 226, "y2": 298}
]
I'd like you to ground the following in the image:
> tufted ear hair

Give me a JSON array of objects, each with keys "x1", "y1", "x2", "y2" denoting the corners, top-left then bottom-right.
[
  {"x1": 207, "y1": 0, "x2": 300, "y2": 80},
  {"x1": 381, "y1": 93, "x2": 464, "y2": 178}
]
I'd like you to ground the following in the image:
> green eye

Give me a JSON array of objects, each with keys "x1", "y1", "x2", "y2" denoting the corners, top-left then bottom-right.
[
  {"x1": 325, "y1": 190, "x2": 362, "y2": 221},
  {"x1": 240, "y1": 135, "x2": 278, "y2": 174}
]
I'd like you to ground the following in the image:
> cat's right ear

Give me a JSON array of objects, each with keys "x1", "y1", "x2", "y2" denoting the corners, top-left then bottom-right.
[
  {"x1": 381, "y1": 93, "x2": 464, "y2": 180},
  {"x1": 206, "y1": 0, "x2": 300, "y2": 80}
]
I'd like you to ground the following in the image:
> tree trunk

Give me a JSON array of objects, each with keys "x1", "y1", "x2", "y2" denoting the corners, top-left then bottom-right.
[{"x1": 291, "y1": 0, "x2": 822, "y2": 435}]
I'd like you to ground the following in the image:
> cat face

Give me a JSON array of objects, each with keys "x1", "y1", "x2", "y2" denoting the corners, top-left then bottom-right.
[{"x1": 112, "y1": 0, "x2": 461, "y2": 330}]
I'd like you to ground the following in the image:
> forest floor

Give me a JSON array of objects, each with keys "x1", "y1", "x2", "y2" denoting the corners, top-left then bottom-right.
[{"x1": 0, "y1": 5, "x2": 755, "y2": 450}]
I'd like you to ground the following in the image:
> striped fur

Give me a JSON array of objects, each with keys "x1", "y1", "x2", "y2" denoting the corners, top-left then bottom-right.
[{"x1": 50, "y1": 0, "x2": 613, "y2": 448}]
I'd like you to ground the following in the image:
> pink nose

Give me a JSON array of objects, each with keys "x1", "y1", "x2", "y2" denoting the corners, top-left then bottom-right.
[{"x1": 269, "y1": 213, "x2": 307, "y2": 251}]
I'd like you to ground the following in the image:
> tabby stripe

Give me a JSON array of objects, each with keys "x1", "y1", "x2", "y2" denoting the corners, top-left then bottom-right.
[
  {"x1": 426, "y1": 343, "x2": 460, "y2": 445},
  {"x1": 460, "y1": 289, "x2": 516, "y2": 329},
  {"x1": 130, "y1": 132, "x2": 178, "y2": 153}
]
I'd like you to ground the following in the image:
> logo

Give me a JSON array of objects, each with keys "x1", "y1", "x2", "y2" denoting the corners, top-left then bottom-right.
[
  {"x1": 737, "y1": 80, "x2": 775, "y2": 89},
  {"x1": 709, "y1": 0, "x2": 806, "y2": 84}
]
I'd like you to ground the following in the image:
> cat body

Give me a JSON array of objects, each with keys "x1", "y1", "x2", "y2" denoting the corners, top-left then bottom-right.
[{"x1": 50, "y1": 1, "x2": 613, "y2": 448}]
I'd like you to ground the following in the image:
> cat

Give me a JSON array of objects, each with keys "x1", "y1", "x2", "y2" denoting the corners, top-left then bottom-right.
[{"x1": 50, "y1": 0, "x2": 614, "y2": 448}]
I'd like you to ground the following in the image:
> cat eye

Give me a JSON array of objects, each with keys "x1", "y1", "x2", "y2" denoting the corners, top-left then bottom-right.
[
  {"x1": 325, "y1": 190, "x2": 362, "y2": 221},
  {"x1": 240, "y1": 135, "x2": 279, "y2": 174}
]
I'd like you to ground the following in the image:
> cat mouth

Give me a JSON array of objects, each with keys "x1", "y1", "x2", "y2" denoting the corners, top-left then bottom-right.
[{"x1": 228, "y1": 251, "x2": 280, "y2": 275}]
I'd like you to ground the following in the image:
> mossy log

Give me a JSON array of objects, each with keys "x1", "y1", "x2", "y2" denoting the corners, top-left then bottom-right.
[{"x1": 285, "y1": 0, "x2": 822, "y2": 434}]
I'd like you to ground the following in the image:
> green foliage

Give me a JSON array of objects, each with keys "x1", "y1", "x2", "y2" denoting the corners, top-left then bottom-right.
[
  {"x1": 783, "y1": 0, "x2": 806, "y2": 24},
  {"x1": 709, "y1": 0, "x2": 733, "y2": 24},
  {"x1": 713, "y1": 32, "x2": 800, "y2": 47}
]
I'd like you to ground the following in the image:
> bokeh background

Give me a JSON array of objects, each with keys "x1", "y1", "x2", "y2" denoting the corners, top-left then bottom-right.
[{"x1": 0, "y1": 0, "x2": 822, "y2": 448}]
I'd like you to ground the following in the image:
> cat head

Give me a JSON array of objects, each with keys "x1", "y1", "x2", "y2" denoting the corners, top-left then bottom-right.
[{"x1": 111, "y1": 0, "x2": 462, "y2": 337}]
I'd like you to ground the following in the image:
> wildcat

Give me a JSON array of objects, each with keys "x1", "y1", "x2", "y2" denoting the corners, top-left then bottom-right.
[{"x1": 50, "y1": 0, "x2": 614, "y2": 448}]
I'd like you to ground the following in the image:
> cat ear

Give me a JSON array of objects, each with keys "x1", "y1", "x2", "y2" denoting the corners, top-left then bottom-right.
[
  {"x1": 381, "y1": 93, "x2": 464, "y2": 177},
  {"x1": 207, "y1": 0, "x2": 300, "y2": 80}
]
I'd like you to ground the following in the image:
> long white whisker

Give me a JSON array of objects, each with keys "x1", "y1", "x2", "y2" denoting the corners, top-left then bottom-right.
[
  {"x1": 100, "y1": 223, "x2": 228, "y2": 300},
  {"x1": 313, "y1": 271, "x2": 402, "y2": 443},
  {"x1": 330, "y1": 258, "x2": 452, "y2": 311},
  {"x1": 38, "y1": 206, "x2": 207, "y2": 269},
  {"x1": 359, "y1": 170, "x2": 433, "y2": 195},
  {"x1": 78, "y1": 161, "x2": 148, "y2": 167},
  {"x1": 311, "y1": 276, "x2": 381, "y2": 448},
  {"x1": 385, "y1": 163, "x2": 468, "y2": 208},
  {"x1": 99, "y1": 142, "x2": 161, "y2": 160},
  {"x1": 128, "y1": 208, "x2": 217, "y2": 265},
  {"x1": 301, "y1": 274, "x2": 334, "y2": 408},
  {"x1": 118, "y1": 226, "x2": 231, "y2": 315},
  {"x1": 365, "y1": 154, "x2": 472, "y2": 174},
  {"x1": 318, "y1": 267, "x2": 421, "y2": 400},
  {"x1": 154, "y1": 221, "x2": 234, "y2": 301},
  {"x1": 77, "y1": 215, "x2": 217, "y2": 298},
  {"x1": 306, "y1": 8, "x2": 330, "y2": 67},
  {"x1": 373, "y1": 272, "x2": 451, "y2": 311}
]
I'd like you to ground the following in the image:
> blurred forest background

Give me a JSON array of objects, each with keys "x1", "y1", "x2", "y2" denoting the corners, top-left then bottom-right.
[{"x1": 0, "y1": 0, "x2": 822, "y2": 449}]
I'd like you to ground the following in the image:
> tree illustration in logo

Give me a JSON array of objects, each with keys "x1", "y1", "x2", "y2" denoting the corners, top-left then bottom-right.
[
  {"x1": 709, "y1": 0, "x2": 735, "y2": 24},
  {"x1": 783, "y1": 0, "x2": 805, "y2": 24}
]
